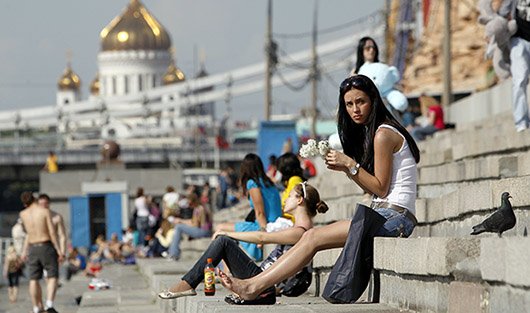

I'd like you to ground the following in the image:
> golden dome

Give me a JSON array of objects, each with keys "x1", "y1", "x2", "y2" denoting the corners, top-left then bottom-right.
[
  {"x1": 58, "y1": 64, "x2": 81, "y2": 91},
  {"x1": 100, "y1": 0, "x2": 171, "y2": 51},
  {"x1": 90, "y1": 74, "x2": 100, "y2": 95},
  {"x1": 163, "y1": 60, "x2": 186, "y2": 85}
]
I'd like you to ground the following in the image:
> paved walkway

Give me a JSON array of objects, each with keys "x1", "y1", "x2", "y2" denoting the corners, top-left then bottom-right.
[
  {"x1": 0, "y1": 272, "x2": 85, "y2": 313},
  {"x1": 0, "y1": 262, "x2": 155, "y2": 313}
]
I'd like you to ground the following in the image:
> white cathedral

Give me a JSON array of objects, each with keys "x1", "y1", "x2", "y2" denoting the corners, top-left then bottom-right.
[{"x1": 56, "y1": 0, "x2": 214, "y2": 146}]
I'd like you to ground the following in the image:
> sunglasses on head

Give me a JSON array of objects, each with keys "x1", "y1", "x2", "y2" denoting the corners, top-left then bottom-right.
[{"x1": 340, "y1": 76, "x2": 365, "y2": 90}]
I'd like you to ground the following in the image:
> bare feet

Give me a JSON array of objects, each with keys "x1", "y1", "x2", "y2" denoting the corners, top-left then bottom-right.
[
  {"x1": 168, "y1": 280, "x2": 193, "y2": 293},
  {"x1": 218, "y1": 269, "x2": 260, "y2": 301}
]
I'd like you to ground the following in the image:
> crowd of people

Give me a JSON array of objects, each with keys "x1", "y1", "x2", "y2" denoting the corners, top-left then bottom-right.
[{"x1": 9, "y1": 6, "x2": 528, "y2": 308}]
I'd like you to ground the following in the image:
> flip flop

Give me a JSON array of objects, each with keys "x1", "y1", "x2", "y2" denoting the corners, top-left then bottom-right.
[
  {"x1": 224, "y1": 288, "x2": 276, "y2": 305},
  {"x1": 158, "y1": 289, "x2": 197, "y2": 299}
]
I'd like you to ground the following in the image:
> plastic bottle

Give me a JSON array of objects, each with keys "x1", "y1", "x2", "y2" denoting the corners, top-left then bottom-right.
[{"x1": 204, "y1": 257, "x2": 216, "y2": 296}]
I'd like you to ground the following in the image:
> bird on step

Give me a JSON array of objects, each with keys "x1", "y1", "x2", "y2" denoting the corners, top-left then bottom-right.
[{"x1": 471, "y1": 192, "x2": 516, "y2": 237}]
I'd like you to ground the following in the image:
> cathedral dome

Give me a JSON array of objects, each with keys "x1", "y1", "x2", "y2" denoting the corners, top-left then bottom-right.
[
  {"x1": 162, "y1": 60, "x2": 185, "y2": 85},
  {"x1": 58, "y1": 64, "x2": 81, "y2": 91},
  {"x1": 100, "y1": 0, "x2": 171, "y2": 52},
  {"x1": 90, "y1": 74, "x2": 100, "y2": 95}
]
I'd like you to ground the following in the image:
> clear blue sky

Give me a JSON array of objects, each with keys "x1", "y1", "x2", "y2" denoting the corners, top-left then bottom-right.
[{"x1": 0, "y1": 0, "x2": 384, "y2": 121}]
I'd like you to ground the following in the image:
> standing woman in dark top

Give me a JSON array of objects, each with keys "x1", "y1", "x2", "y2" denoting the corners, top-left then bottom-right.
[{"x1": 351, "y1": 36, "x2": 380, "y2": 75}]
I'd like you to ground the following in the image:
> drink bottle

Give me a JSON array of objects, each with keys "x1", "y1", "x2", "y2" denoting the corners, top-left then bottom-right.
[{"x1": 204, "y1": 257, "x2": 215, "y2": 296}]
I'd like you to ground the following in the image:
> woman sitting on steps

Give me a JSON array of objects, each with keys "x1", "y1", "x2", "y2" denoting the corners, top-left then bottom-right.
[
  {"x1": 158, "y1": 182, "x2": 328, "y2": 305},
  {"x1": 217, "y1": 74, "x2": 420, "y2": 303}
]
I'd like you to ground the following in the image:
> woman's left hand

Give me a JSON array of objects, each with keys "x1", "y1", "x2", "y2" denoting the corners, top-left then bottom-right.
[
  {"x1": 212, "y1": 230, "x2": 227, "y2": 240},
  {"x1": 325, "y1": 150, "x2": 354, "y2": 173}
]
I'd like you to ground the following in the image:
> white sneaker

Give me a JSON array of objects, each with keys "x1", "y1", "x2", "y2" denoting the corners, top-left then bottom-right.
[
  {"x1": 516, "y1": 124, "x2": 528, "y2": 132},
  {"x1": 161, "y1": 251, "x2": 168, "y2": 258}
]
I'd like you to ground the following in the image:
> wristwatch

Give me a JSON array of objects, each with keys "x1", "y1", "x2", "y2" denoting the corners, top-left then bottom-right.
[{"x1": 349, "y1": 162, "x2": 361, "y2": 176}]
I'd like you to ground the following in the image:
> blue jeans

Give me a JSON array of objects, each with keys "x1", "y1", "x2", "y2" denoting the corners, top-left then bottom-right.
[
  {"x1": 374, "y1": 208, "x2": 415, "y2": 237},
  {"x1": 136, "y1": 216, "x2": 149, "y2": 247},
  {"x1": 168, "y1": 224, "x2": 211, "y2": 259},
  {"x1": 411, "y1": 125, "x2": 438, "y2": 141},
  {"x1": 510, "y1": 37, "x2": 530, "y2": 129},
  {"x1": 182, "y1": 236, "x2": 261, "y2": 288}
]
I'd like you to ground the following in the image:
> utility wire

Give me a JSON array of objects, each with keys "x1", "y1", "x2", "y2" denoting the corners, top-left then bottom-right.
[
  {"x1": 275, "y1": 69, "x2": 311, "y2": 91},
  {"x1": 273, "y1": 10, "x2": 383, "y2": 39}
]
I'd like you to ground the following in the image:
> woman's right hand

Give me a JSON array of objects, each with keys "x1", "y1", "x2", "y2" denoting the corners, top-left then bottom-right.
[{"x1": 325, "y1": 149, "x2": 355, "y2": 173}]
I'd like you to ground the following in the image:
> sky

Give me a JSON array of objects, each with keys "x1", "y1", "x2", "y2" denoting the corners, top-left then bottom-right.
[{"x1": 0, "y1": 0, "x2": 384, "y2": 122}]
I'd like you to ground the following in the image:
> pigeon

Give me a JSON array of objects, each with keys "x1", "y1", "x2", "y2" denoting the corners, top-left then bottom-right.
[{"x1": 471, "y1": 192, "x2": 516, "y2": 237}]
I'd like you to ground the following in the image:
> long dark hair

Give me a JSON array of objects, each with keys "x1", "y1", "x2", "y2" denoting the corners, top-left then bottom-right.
[
  {"x1": 239, "y1": 153, "x2": 274, "y2": 194},
  {"x1": 354, "y1": 36, "x2": 380, "y2": 74},
  {"x1": 337, "y1": 75, "x2": 420, "y2": 174},
  {"x1": 277, "y1": 152, "x2": 306, "y2": 187}
]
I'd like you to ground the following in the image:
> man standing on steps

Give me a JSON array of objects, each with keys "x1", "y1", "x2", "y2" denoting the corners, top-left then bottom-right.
[
  {"x1": 38, "y1": 194, "x2": 67, "y2": 311},
  {"x1": 502, "y1": 0, "x2": 530, "y2": 132},
  {"x1": 20, "y1": 192, "x2": 64, "y2": 313}
]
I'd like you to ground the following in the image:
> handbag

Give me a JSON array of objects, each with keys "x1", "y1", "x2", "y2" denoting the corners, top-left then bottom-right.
[{"x1": 321, "y1": 203, "x2": 386, "y2": 304}]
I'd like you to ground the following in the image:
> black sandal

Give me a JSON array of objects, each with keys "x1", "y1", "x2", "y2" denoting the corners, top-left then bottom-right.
[{"x1": 224, "y1": 288, "x2": 276, "y2": 305}]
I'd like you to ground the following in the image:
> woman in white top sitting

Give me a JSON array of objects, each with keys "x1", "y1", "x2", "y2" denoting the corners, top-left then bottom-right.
[{"x1": 218, "y1": 74, "x2": 421, "y2": 301}]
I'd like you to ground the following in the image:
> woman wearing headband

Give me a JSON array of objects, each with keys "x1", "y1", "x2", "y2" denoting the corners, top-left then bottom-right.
[{"x1": 158, "y1": 183, "x2": 328, "y2": 305}]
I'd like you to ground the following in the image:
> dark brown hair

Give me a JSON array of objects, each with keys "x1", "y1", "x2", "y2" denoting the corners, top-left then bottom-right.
[
  {"x1": 239, "y1": 153, "x2": 274, "y2": 194},
  {"x1": 293, "y1": 183, "x2": 328, "y2": 217},
  {"x1": 20, "y1": 191, "x2": 35, "y2": 207}
]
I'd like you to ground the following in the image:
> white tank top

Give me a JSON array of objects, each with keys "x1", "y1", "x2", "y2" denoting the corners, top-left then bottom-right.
[{"x1": 372, "y1": 124, "x2": 417, "y2": 213}]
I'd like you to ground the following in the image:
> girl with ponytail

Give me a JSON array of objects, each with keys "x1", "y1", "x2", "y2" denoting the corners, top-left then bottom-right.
[{"x1": 159, "y1": 182, "x2": 328, "y2": 304}]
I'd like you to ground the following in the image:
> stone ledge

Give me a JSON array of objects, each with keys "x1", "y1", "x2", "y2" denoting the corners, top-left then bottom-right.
[
  {"x1": 415, "y1": 175, "x2": 530, "y2": 224},
  {"x1": 313, "y1": 248, "x2": 342, "y2": 268},
  {"x1": 480, "y1": 237, "x2": 530, "y2": 287},
  {"x1": 412, "y1": 210, "x2": 530, "y2": 238},
  {"x1": 173, "y1": 291, "x2": 411, "y2": 313},
  {"x1": 375, "y1": 237, "x2": 530, "y2": 288},
  {"x1": 374, "y1": 237, "x2": 481, "y2": 277}
]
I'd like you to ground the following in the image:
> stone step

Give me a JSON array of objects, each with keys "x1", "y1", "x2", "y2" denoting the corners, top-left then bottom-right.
[
  {"x1": 417, "y1": 112, "x2": 515, "y2": 155},
  {"x1": 373, "y1": 236, "x2": 530, "y2": 313},
  {"x1": 416, "y1": 112, "x2": 530, "y2": 167},
  {"x1": 171, "y1": 291, "x2": 412, "y2": 313},
  {"x1": 309, "y1": 171, "x2": 365, "y2": 200},
  {"x1": 313, "y1": 195, "x2": 370, "y2": 225},
  {"x1": 418, "y1": 150, "x2": 530, "y2": 186},
  {"x1": 415, "y1": 175, "x2": 530, "y2": 225}
]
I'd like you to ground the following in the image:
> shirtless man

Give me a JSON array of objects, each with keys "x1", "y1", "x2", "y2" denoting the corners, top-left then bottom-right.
[
  {"x1": 38, "y1": 194, "x2": 67, "y2": 311},
  {"x1": 20, "y1": 192, "x2": 64, "y2": 313}
]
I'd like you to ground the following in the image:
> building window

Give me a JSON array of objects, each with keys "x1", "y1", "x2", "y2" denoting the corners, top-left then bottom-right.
[
  {"x1": 64, "y1": 99, "x2": 69, "y2": 105},
  {"x1": 112, "y1": 76, "x2": 117, "y2": 95},
  {"x1": 138, "y1": 75, "x2": 143, "y2": 92},
  {"x1": 152, "y1": 75, "x2": 156, "y2": 88},
  {"x1": 124, "y1": 76, "x2": 129, "y2": 94}
]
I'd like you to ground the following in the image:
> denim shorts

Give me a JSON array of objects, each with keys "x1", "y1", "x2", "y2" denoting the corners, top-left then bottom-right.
[{"x1": 374, "y1": 207, "x2": 415, "y2": 238}]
